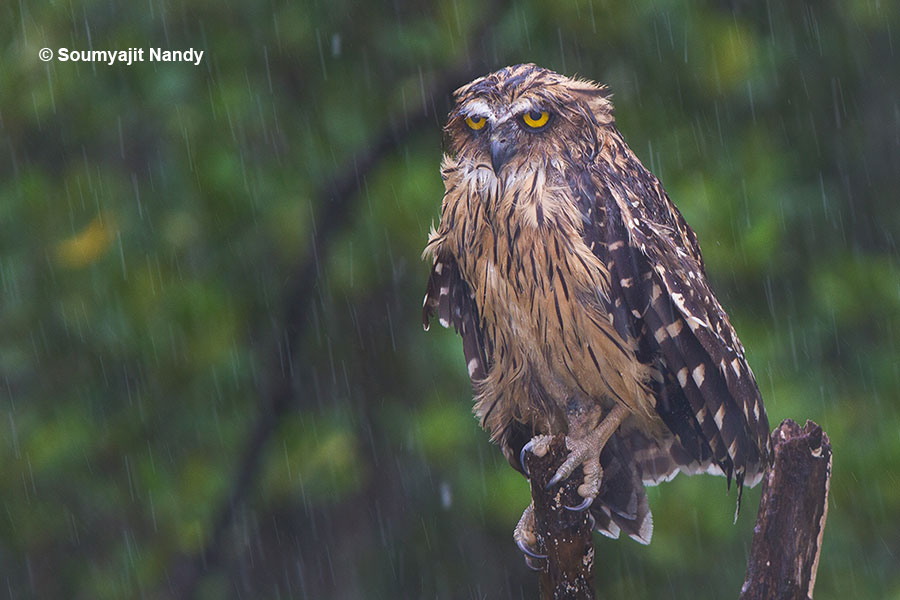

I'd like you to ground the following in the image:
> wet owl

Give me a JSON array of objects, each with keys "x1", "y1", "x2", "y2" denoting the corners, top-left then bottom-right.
[{"x1": 422, "y1": 64, "x2": 770, "y2": 555}]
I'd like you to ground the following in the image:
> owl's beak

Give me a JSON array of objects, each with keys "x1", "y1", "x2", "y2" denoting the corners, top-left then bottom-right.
[{"x1": 490, "y1": 136, "x2": 514, "y2": 173}]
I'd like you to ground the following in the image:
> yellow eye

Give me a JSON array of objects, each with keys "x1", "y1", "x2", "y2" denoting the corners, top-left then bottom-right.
[
  {"x1": 522, "y1": 110, "x2": 550, "y2": 129},
  {"x1": 465, "y1": 115, "x2": 486, "y2": 130}
]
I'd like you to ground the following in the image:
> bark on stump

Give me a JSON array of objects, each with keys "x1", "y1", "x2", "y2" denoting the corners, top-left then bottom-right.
[
  {"x1": 740, "y1": 419, "x2": 832, "y2": 600},
  {"x1": 524, "y1": 436, "x2": 595, "y2": 600}
]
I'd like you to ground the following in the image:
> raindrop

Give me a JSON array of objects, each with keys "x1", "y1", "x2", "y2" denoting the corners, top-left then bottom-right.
[
  {"x1": 746, "y1": 80, "x2": 756, "y2": 125},
  {"x1": 440, "y1": 481, "x2": 453, "y2": 509},
  {"x1": 315, "y1": 28, "x2": 328, "y2": 80},
  {"x1": 331, "y1": 33, "x2": 341, "y2": 58}
]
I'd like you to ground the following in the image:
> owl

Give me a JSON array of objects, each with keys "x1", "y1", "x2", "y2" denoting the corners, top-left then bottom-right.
[{"x1": 422, "y1": 64, "x2": 770, "y2": 556}]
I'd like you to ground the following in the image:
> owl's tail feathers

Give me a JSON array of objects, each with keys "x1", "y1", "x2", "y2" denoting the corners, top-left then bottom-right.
[
  {"x1": 588, "y1": 426, "x2": 734, "y2": 544},
  {"x1": 590, "y1": 435, "x2": 653, "y2": 544}
]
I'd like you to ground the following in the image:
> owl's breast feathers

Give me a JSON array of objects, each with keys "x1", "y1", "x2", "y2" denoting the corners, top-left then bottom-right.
[{"x1": 423, "y1": 130, "x2": 769, "y2": 492}]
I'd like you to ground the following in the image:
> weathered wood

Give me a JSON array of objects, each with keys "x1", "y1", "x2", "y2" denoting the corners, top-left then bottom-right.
[
  {"x1": 740, "y1": 419, "x2": 832, "y2": 600},
  {"x1": 524, "y1": 419, "x2": 831, "y2": 599},
  {"x1": 525, "y1": 436, "x2": 596, "y2": 600}
]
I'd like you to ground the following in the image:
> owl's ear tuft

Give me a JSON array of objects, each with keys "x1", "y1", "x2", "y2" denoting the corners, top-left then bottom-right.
[
  {"x1": 568, "y1": 79, "x2": 615, "y2": 125},
  {"x1": 453, "y1": 78, "x2": 481, "y2": 100}
]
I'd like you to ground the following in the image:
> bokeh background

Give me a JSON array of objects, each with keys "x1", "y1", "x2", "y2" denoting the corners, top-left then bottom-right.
[{"x1": 2, "y1": 0, "x2": 899, "y2": 598}]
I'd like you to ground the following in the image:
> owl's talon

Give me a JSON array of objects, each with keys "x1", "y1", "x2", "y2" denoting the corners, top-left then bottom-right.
[
  {"x1": 564, "y1": 495, "x2": 594, "y2": 512},
  {"x1": 519, "y1": 442, "x2": 533, "y2": 477},
  {"x1": 513, "y1": 503, "x2": 545, "y2": 565},
  {"x1": 520, "y1": 435, "x2": 553, "y2": 478},
  {"x1": 524, "y1": 555, "x2": 544, "y2": 571},
  {"x1": 516, "y1": 537, "x2": 547, "y2": 560},
  {"x1": 544, "y1": 440, "x2": 598, "y2": 492}
]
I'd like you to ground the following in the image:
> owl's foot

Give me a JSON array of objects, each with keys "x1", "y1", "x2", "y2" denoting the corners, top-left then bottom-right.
[
  {"x1": 513, "y1": 502, "x2": 546, "y2": 569},
  {"x1": 546, "y1": 403, "x2": 630, "y2": 510}
]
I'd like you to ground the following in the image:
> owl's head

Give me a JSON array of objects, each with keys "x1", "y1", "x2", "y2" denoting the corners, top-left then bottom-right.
[{"x1": 445, "y1": 64, "x2": 614, "y2": 174}]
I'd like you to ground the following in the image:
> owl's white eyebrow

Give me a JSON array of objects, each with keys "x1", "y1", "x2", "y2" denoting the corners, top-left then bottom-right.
[
  {"x1": 462, "y1": 99, "x2": 493, "y2": 118},
  {"x1": 509, "y1": 98, "x2": 538, "y2": 114}
]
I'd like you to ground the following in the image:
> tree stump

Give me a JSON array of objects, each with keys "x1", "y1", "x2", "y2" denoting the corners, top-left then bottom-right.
[{"x1": 740, "y1": 419, "x2": 832, "y2": 600}]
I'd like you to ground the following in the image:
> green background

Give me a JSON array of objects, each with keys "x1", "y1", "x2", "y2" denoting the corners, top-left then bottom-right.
[{"x1": 2, "y1": 0, "x2": 898, "y2": 598}]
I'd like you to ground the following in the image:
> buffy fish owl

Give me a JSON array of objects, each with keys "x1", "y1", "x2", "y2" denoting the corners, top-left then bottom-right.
[{"x1": 422, "y1": 64, "x2": 771, "y2": 555}]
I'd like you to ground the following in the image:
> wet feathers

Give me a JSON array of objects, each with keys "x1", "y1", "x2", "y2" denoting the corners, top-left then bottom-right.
[{"x1": 423, "y1": 64, "x2": 770, "y2": 541}]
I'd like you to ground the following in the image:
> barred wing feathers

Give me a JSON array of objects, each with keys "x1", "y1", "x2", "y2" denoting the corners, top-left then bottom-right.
[
  {"x1": 583, "y1": 151, "x2": 770, "y2": 495},
  {"x1": 423, "y1": 253, "x2": 489, "y2": 383}
]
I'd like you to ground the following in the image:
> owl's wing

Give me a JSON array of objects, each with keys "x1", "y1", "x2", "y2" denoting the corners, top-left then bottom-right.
[
  {"x1": 423, "y1": 254, "x2": 537, "y2": 473},
  {"x1": 576, "y1": 153, "x2": 770, "y2": 495},
  {"x1": 423, "y1": 253, "x2": 490, "y2": 382}
]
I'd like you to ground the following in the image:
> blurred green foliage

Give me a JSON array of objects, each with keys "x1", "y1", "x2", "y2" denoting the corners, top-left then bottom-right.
[{"x1": 1, "y1": 0, "x2": 899, "y2": 598}]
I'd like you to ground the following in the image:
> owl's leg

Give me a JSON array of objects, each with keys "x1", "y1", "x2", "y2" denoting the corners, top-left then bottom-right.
[
  {"x1": 513, "y1": 502, "x2": 546, "y2": 569},
  {"x1": 525, "y1": 403, "x2": 630, "y2": 510},
  {"x1": 555, "y1": 402, "x2": 629, "y2": 505}
]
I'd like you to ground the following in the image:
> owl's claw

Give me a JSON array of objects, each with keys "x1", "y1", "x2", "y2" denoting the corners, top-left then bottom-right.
[
  {"x1": 519, "y1": 435, "x2": 553, "y2": 478},
  {"x1": 513, "y1": 503, "x2": 546, "y2": 566},
  {"x1": 516, "y1": 537, "x2": 547, "y2": 560},
  {"x1": 545, "y1": 467, "x2": 569, "y2": 490},
  {"x1": 519, "y1": 443, "x2": 531, "y2": 477},
  {"x1": 524, "y1": 555, "x2": 544, "y2": 571},
  {"x1": 564, "y1": 495, "x2": 594, "y2": 512},
  {"x1": 543, "y1": 432, "x2": 605, "y2": 498}
]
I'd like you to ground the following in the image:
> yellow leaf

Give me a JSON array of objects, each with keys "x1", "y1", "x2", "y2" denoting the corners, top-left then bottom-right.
[{"x1": 55, "y1": 214, "x2": 115, "y2": 268}]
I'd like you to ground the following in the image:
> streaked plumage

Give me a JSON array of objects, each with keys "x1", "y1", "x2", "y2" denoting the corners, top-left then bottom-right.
[{"x1": 422, "y1": 64, "x2": 770, "y2": 544}]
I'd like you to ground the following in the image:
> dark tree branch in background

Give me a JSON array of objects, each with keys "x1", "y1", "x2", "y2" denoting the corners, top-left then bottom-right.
[
  {"x1": 740, "y1": 419, "x2": 832, "y2": 600},
  {"x1": 161, "y1": 8, "x2": 509, "y2": 600},
  {"x1": 524, "y1": 437, "x2": 596, "y2": 600}
]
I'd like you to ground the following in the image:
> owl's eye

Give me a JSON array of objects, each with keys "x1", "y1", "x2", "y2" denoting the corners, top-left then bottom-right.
[
  {"x1": 521, "y1": 110, "x2": 550, "y2": 129},
  {"x1": 465, "y1": 115, "x2": 487, "y2": 130}
]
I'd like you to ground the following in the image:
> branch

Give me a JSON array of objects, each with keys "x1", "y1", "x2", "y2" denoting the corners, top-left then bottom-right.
[
  {"x1": 740, "y1": 419, "x2": 832, "y2": 600},
  {"x1": 524, "y1": 436, "x2": 596, "y2": 600}
]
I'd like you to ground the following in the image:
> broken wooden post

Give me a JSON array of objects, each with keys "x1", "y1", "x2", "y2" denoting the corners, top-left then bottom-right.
[{"x1": 740, "y1": 419, "x2": 832, "y2": 600}]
